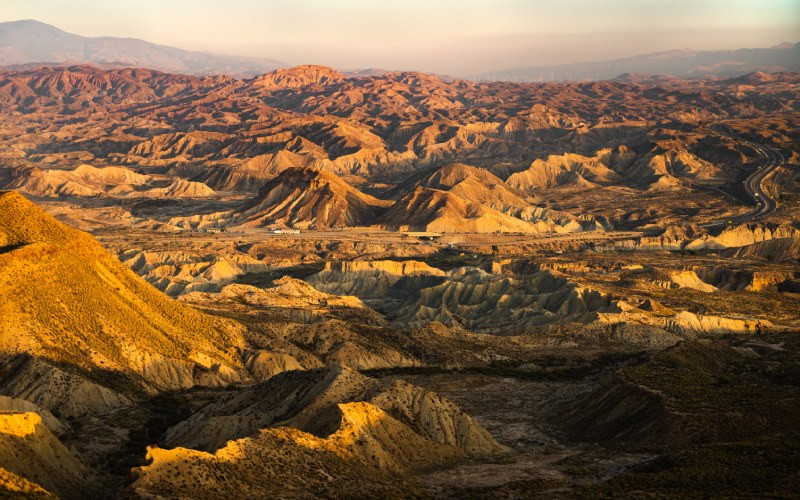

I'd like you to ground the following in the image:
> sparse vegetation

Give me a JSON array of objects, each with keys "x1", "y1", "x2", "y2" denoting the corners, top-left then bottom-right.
[
  {"x1": 0, "y1": 34, "x2": 799, "y2": 498},
  {"x1": 0, "y1": 192, "x2": 245, "y2": 394},
  {"x1": 572, "y1": 334, "x2": 800, "y2": 497}
]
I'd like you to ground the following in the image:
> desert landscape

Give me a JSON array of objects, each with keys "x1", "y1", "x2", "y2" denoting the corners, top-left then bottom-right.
[{"x1": 0, "y1": 6, "x2": 799, "y2": 499}]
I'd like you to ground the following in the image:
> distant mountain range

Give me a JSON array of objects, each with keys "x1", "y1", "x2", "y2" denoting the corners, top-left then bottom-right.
[
  {"x1": 2, "y1": 19, "x2": 798, "y2": 82},
  {"x1": 0, "y1": 19, "x2": 285, "y2": 77},
  {"x1": 476, "y1": 43, "x2": 800, "y2": 82}
]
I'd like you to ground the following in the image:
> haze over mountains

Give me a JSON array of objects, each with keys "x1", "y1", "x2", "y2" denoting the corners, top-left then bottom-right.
[
  {"x1": 477, "y1": 43, "x2": 800, "y2": 82},
  {"x1": 0, "y1": 20, "x2": 286, "y2": 77},
  {"x1": 1, "y1": 19, "x2": 797, "y2": 81}
]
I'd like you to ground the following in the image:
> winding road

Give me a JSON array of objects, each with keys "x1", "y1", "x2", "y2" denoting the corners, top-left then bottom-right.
[{"x1": 702, "y1": 123, "x2": 784, "y2": 228}]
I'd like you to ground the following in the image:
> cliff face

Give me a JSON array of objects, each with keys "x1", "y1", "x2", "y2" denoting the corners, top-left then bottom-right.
[{"x1": 307, "y1": 259, "x2": 446, "y2": 298}]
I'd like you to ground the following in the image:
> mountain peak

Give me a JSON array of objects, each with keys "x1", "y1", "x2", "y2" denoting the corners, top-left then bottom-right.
[
  {"x1": 235, "y1": 167, "x2": 389, "y2": 229},
  {"x1": 478, "y1": 42, "x2": 800, "y2": 82},
  {"x1": 0, "y1": 19, "x2": 60, "y2": 30},
  {"x1": 0, "y1": 19, "x2": 285, "y2": 76},
  {"x1": 433, "y1": 163, "x2": 500, "y2": 184},
  {"x1": 725, "y1": 71, "x2": 776, "y2": 84},
  {"x1": 251, "y1": 65, "x2": 346, "y2": 89},
  {"x1": 0, "y1": 191, "x2": 78, "y2": 247}
]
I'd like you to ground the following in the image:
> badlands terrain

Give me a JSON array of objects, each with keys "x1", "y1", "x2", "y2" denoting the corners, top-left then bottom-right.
[{"x1": 0, "y1": 63, "x2": 799, "y2": 498}]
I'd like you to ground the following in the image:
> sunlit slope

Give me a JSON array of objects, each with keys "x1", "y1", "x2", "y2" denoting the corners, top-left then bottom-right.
[
  {"x1": 0, "y1": 191, "x2": 246, "y2": 393},
  {"x1": 134, "y1": 403, "x2": 445, "y2": 498},
  {"x1": 0, "y1": 412, "x2": 90, "y2": 499},
  {"x1": 234, "y1": 166, "x2": 391, "y2": 228},
  {"x1": 0, "y1": 467, "x2": 56, "y2": 499}
]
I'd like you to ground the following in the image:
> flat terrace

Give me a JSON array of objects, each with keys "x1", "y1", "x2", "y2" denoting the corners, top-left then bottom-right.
[{"x1": 94, "y1": 226, "x2": 643, "y2": 250}]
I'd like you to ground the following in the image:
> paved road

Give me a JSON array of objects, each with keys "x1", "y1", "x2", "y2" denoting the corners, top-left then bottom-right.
[{"x1": 702, "y1": 123, "x2": 784, "y2": 228}]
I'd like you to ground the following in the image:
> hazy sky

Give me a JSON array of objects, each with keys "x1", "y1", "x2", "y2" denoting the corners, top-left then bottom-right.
[{"x1": 3, "y1": 0, "x2": 799, "y2": 75}]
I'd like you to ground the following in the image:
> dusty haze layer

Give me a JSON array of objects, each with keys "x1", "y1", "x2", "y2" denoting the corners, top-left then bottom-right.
[{"x1": 2, "y1": 0, "x2": 800, "y2": 75}]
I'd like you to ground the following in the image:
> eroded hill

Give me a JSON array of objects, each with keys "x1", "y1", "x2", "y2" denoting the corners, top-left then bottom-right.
[
  {"x1": 0, "y1": 60, "x2": 798, "y2": 499},
  {"x1": 0, "y1": 191, "x2": 247, "y2": 412}
]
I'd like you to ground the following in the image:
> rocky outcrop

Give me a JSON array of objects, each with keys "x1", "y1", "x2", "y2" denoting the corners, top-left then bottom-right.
[
  {"x1": 0, "y1": 412, "x2": 92, "y2": 498},
  {"x1": 133, "y1": 402, "x2": 459, "y2": 498},
  {"x1": 599, "y1": 304, "x2": 772, "y2": 339},
  {"x1": 610, "y1": 223, "x2": 800, "y2": 253},
  {"x1": 0, "y1": 396, "x2": 65, "y2": 436},
  {"x1": 636, "y1": 225, "x2": 701, "y2": 251},
  {"x1": 122, "y1": 250, "x2": 271, "y2": 297},
  {"x1": 386, "y1": 267, "x2": 616, "y2": 333},
  {"x1": 686, "y1": 223, "x2": 800, "y2": 250},
  {"x1": 380, "y1": 187, "x2": 556, "y2": 234},
  {"x1": 665, "y1": 311, "x2": 772, "y2": 335},
  {"x1": 250, "y1": 65, "x2": 346, "y2": 89},
  {"x1": 163, "y1": 366, "x2": 508, "y2": 460},
  {"x1": 0, "y1": 356, "x2": 132, "y2": 419},
  {"x1": 242, "y1": 350, "x2": 304, "y2": 382},
  {"x1": 233, "y1": 167, "x2": 390, "y2": 228},
  {"x1": 725, "y1": 236, "x2": 800, "y2": 262},
  {"x1": 0, "y1": 164, "x2": 149, "y2": 197},
  {"x1": 307, "y1": 260, "x2": 446, "y2": 299},
  {"x1": 169, "y1": 167, "x2": 392, "y2": 230},
  {"x1": 669, "y1": 270, "x2": 718, "y2": 292},
  {"x1": 139, "y1": 179, "x2": 216, "y2": 198},
  {"x1": 181, "y1": 279, "x2": 372, "y2": 323},
  {"x1": 211, "y1": 279, "x2": 365, "y2": 309},
  {"x1": 507, "y1": 149, "x2": 626, "y2": 190},
  {"x1": 692, "y1": 266, "x2": 799, "y2": 292}
]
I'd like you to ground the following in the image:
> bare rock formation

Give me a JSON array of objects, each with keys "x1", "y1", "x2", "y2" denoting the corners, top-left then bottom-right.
[
  {"x1": 0, "y1": 412, "x2": 92, "y2": 498},
  {"x1": 133, "y1": 402, "x2": 453, "y2": 498},
  {"x1": 0, "y1": 164, "x2": 150, "y2": 197},
  {"x1": 380, "y1": 187, "x2": 552, "y2": 234},
  {"x1": 235, "y1": 167, "x2": 390, "y2": 228},
  {"x1": 163, "y1": 365, "x2": 508, "y2": 459},
  {"x1": 307, "y1": 259, "x2": 446, "y2": 298},
  {"x1": 250, "y1": 65, "x2": 346, "y2": 89},
  {"x1": 139, "y1": 179, "x2": 216, "y2": 198}
]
